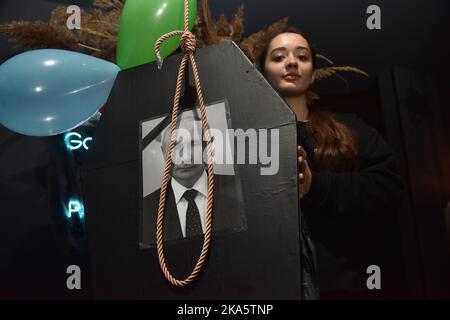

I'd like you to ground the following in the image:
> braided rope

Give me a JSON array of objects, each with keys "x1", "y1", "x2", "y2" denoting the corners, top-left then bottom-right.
[{"x1": 153, "y1": 0, "x2": 214, "y2": 287}]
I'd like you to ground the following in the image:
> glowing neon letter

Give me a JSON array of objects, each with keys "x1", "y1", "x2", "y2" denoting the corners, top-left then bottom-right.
[
  {"x1": 67, "y1": 200, "x2": 84, "y2": 219},
  {"x1": 83, "y1": 137, "x2": 93, "y2": 150},
  {"x1": 65, "y1": 132, "x2": 83, "y2": 150}
]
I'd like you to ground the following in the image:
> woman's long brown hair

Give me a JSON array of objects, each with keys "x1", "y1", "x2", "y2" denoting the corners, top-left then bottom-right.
[{"x1": 259, "y1": 27, "x2": 359, "y2": 172}]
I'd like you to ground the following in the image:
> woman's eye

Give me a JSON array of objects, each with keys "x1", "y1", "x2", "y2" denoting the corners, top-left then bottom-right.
[
  {"x1": 298, "y1": 55, "x2": 309, "y2": 61},
  {"x1": 272, "y1": 56, "x2": 284, "y2": 62}
]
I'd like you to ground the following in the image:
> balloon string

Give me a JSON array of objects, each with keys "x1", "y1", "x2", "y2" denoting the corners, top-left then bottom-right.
[{"x1": 153, "y1": 0, "x2": 215, "y2": 287}]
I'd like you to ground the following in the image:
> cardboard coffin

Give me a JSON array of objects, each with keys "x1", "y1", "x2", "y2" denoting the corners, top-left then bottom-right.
[{"x1": 82, "y1": 41, "x2": 302, "y2": 299}]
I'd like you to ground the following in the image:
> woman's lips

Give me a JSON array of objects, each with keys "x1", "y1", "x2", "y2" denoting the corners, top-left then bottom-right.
[{"x1": 283, "y1": 74, "x2": 300, "y2": 81}]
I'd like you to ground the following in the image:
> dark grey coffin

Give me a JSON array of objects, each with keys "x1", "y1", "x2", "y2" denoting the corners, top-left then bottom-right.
[{"x1": 82, "y1": 41, "x2": 302, "y2": 299}]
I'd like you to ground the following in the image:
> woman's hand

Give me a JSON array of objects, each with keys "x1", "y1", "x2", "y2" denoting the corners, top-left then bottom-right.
[{"x1": 298, "y1": 145, "x2": 312, "y2": 199}]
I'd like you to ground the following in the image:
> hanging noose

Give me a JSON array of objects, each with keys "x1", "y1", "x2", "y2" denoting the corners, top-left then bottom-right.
[{"x1": 153, "y1": 0, "x2": 215, "y2": 286}]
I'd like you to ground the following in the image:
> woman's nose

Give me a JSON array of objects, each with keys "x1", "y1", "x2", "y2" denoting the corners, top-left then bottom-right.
[{"x1": 285, "y1": 55, "x2": 298, "y2": 68}]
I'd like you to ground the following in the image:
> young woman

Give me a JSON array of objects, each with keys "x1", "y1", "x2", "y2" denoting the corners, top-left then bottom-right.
[{"x1": 259, "y1": 28, "x2": 405, "y2": 299}]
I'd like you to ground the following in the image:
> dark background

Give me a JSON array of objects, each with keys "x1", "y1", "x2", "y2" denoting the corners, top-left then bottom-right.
[{"x1": 0, "y1": 0, "x2": 449, "y2": 299}]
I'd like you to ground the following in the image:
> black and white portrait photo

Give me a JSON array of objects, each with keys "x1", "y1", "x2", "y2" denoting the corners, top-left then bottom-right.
[{"x1": 139, "y1": 101, "x2": 246, "y2": 248}]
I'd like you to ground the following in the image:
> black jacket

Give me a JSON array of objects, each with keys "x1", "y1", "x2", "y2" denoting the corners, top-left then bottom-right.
[{"x1": 301, "y1": 113, "x2": 406, "y2": 299}]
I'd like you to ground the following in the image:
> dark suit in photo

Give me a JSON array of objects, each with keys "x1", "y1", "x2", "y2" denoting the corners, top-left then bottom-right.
[{"x1": 141, "y1": 173, "x2": 245, "y2": 247}]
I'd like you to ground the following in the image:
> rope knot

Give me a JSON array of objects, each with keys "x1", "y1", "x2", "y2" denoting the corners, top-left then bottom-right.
[{"x1": 180, "y1": 31, "x2": 197, "y2": 54}]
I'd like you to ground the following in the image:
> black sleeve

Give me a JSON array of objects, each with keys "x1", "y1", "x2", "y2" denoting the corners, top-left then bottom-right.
[{"x1": 302, "y1": 116, "x2": 405, "y2": 220}]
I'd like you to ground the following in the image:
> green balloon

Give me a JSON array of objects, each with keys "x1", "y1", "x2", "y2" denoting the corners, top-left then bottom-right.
[{"x1": 116, "y1": 0, "x2": 197, "y2": 70}]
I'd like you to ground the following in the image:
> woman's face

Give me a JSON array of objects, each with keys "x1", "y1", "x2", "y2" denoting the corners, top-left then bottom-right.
[{"x1": 263, "y1": 32, "x2": 315, "y2": 97}]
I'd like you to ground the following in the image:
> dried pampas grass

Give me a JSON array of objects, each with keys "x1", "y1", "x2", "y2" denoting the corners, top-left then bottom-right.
[
  {"x1": 0, "y1": 21, "x2": 79, "y2": 50},
  {"x1": 0, "y1": 0, "x2": 122, "y2": 61},
  {"x1": 0, "y1": 0, "x2": 367, "y2": 101}
]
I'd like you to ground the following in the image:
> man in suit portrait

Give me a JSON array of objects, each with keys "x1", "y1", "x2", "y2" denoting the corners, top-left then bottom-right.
[{"x1": 141, "y1": 110, "x2": 245, "y2": 247}]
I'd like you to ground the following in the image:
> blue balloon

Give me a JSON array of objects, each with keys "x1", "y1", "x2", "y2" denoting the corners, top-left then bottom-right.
[{"x1": 0, "y1": 49, "x2": 120, "y2": 136}]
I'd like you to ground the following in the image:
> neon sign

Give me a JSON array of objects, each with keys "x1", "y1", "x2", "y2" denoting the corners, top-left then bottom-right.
[
  {"x1": 64, "y1": 132, "x2": 92, "y2": 151},
  {"x1": 66, "y1": 200, "x2": 85, "y2": 220}
]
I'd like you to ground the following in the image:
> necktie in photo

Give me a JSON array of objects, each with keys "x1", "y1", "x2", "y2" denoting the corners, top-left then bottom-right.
[{"x1": 183, "y1": 189, "x2": 202, "y2": 237}]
